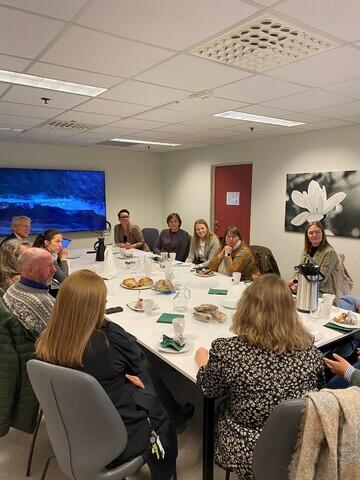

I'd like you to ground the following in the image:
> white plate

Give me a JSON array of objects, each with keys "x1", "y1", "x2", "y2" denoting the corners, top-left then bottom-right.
[
  {"x1": 195, "y1": 272, "x2": 215, "y2": 278},
  {"x1": 221, "y1": 299, "x2": 238, "y2": 309},
  {"x1": 157, "y1": 343, "x2": 191, "y2": 354},
  {"x1": 151, "y1": 286, "x2": 175, "y2": 294},
  {"x1": 121, "y1": 283, "x2": 153, "y2": 290},
  {"x1": 327, "y1": 319, "x2": 359, "y2": 330},
  {"x1": 126, "y1": 301, "x2": 159, "y2": 312}
]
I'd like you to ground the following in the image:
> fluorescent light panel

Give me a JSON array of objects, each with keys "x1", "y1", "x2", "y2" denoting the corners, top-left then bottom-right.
[
  {"x1": 0, "y1": 69, "x2": 107, "y2": 96},
  {"x1": 214, "y1": 110, "x2": 305, "y2": 127},
  {"x1": 0, "y1": 127, "x2": 24, "y2": 132},
  {"x1": 110, "y1": 137, "x2": 180, "y2": 147}
]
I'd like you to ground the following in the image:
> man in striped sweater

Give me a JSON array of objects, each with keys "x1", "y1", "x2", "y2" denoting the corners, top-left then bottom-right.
[{"x1": 3, "y1": 248, "x2": 56, "y2": 337}]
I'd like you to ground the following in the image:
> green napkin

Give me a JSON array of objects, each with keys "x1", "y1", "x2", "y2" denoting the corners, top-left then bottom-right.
[
  {"x1": 323, "y1": 322, "x2": 355, "y2": 333},
  {"x1": 157, "y1": 313, "x2": 185, "y2": 324},
  {"x1": 160, "y1": 334, "x2": 184, "y2": 351},
  {"x1": 208, "y1": 288, "x2": 228, "y2": 295}
]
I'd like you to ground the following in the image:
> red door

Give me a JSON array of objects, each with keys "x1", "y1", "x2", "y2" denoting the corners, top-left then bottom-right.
[{"x1": 214, "y1": 164, "x2": 253, "y2": 243}]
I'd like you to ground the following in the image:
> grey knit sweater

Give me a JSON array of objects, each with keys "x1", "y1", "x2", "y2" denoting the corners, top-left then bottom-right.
[{"x1": 3, "y1": 280, "x2": 54, "y2": 337}]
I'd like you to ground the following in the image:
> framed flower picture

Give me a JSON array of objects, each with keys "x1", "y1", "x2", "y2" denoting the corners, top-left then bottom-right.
[{"x1": 285, "y1": 170, "x2": 360, "y2": 238}]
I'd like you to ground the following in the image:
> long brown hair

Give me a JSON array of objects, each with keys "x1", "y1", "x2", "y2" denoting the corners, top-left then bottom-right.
[
  {"x1": 33, "y1": 229, "x2": 61, "y2": 249},
  {"x1": 36, "y1": 270, "x2": 106, "y2": 367},
  {"x1": 304, "y1": 221, "x2": 329, "y2": 253},
  {"x1": 232, "y1": 274, "x2": 312, "y2": 353},
  {"x1": 190, "y1": 219, "x2": 215, "y2": 252}
]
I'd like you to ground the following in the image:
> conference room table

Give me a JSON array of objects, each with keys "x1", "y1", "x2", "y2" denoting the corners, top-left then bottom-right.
[{"x1": 69, "y1": 247, "x2": 360, "y2": 480}]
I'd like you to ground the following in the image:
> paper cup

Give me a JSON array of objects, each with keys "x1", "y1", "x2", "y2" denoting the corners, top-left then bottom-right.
[
  {"x1": 320, "y1": 303, "x2": 332, "y2": 319},
  {"x1": 232, "y1": 272, "x2": 242, "y2": 285},
  {"x1": 322, "y1": 294, "x2": 335, "y2": 306}
]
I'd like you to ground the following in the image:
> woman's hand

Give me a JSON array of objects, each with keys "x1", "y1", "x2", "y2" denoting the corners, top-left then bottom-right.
[
  {"x1": 324, "y1": 353, "x2": 351, "y2": 377},
  {"x1": 59, "y1": 248, "x2": 68, "y2": 261},
  {"x1": 224, "y1": 245, "x2": 232, "y2": 256},
  {"x1": 125, "y1": 374, "x2": 145, "y2": 389},
  {"x1": 195, "y1": 347, "x2": 209, "y2": 367},
  {"x1": 124, "y1": 243, "x2": 132, "y2": 249}
]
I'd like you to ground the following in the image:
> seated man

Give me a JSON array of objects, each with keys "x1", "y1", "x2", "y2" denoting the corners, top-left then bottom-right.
[
  {"x1": 325, "y1": 349, "x2": 360, "y2": 388},
  {"x1": 0, "y1": 216, "x2": 31, "y2": 247},
  {"x1": 3, "y1": 248, "x2": 56, "y2": 337},
  {"x1": 339, "y1": 295, "x2": 360, "y2": 313}
]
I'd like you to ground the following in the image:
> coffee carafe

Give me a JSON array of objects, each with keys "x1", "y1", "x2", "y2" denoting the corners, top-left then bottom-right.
[
  {"x1": 94, "y1": 237, "x2": 106, "y2": 262},
  {"x1": 295, "y1": 261, "x2": 324, "y2": 313}
]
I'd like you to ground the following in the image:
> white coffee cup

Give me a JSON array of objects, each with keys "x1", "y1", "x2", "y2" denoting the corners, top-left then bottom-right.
[
  {"x1": 169, "y1": 252, "x2": 176, "y2": 263},
  {"x1": 143, "y1": 299, "x2": 154, "y2": 316},
  {"x1": 322, "y1": 294, "x2": 335, "y2": 306},
  {"x1": 173, "y1": 317, "x2": 185, "y2": 338},
  {"x1": 320, "y1": 303, "x2": 332, "y2": 319},
  {"x1": 232, "y1": 272, "x2": 242, "y2": 285}
]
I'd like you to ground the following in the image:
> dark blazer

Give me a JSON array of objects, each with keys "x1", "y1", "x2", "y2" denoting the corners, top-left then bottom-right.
[{"x1": 0, "y1": 233, "x2": 16, "y2": 248}]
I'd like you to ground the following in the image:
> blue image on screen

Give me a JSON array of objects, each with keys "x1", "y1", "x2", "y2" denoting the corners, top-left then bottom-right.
[{"x1": 0, "y1": 168, "x2": 106, "y2": 235}]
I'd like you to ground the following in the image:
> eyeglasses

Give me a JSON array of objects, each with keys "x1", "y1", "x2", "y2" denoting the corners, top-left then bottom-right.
[
  {"x1": 226, "y1": 234, "x2": 239, "y2": 239},
  {"x1": 119, "y1": 215, "x2": 129, "y2": 219}
]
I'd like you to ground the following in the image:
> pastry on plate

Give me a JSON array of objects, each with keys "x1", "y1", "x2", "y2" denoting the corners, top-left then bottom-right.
[
  {"x1": 211, "y1": 309, "x2": 226, "y2": 323},
  {"x1": 122, "y1": 278, "x2": 138, "y2": 289},
  {"x1": 193, "y1": 311, "x2": 211, "y2": 322},
  {"x1": 332, "y1": 311, "x2": 357, "y2": 325},
  {"x1": 138, "y1": 276, "x2": 153, "y2": 287},
  {"x1": 154, "y1": 279, "x2": 174, "y2": 292},
  {"x1": 194, "y1": 304, "x2": 218, "y2": 313}
]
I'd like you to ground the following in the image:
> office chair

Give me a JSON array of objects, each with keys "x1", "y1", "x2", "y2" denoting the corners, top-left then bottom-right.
[
  {"x1": 252, "y1": 398, "x2": 305, "y2": 480},
  {"x1": 27, "y1": 359, "x2": 145, "y2": 480},
  {"x1": 142, "y1": 228, "x2": 159, "y2": 252}
]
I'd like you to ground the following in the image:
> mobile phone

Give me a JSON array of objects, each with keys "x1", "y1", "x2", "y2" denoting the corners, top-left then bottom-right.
[
  {"x1": 106, "y1": 306, "x2": 123, "y2": 314},
  {"x1": 62, "y1": 238, "x2": 72, "y2": 249}
]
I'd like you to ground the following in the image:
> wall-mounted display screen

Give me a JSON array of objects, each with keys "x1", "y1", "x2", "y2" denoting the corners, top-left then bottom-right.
[{"x1": 0, "y1": 168, "x2": 106, "y2": 235}]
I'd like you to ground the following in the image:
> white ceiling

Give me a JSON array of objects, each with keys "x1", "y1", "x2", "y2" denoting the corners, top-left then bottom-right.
[{"x1": 1, "y1": 0, "x2": 360, "y2": 151}]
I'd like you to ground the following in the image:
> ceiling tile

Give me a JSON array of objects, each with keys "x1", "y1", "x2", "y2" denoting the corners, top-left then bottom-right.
[
  {"x1": 0, "y1": 53, "x2": 31, "y2": 72},
  {"x1": 41, "y1": 25, "x2": 174, "y2": 77},
  {"x1": 323, "y1": 77, "x2": 360, "y2": 100},
  {"x1": 276, "y1": 0, "x2": 360, "y2": 42},
  {"x1": 91, "y1": 125, "x2": 144, "y2": 135},
  {"x1": 297, "y1": 119, "x2": 355, "y2": 130},
  {"x1": 154, "y1": 124, "x2": 206, "y2": 135},
  {"x1": 136, "y1": 54, "x2": 251, "y2": 91},
  {"x1": 76, "y1": 0, "x2": 259, "y2": 51},
  {"x1": 262, "y1": 89, "x2": 353, "y2": 112},
  {"x1": 306, "y1": 101, "x2": 360, "y2": 119},
  {"x1": 2, "y1": 85, "x2": 88, "y2": 109},
  {"x1": 110, "y1": 118, "x2": 171, "y2": 130},
  {"x1": 238, "y1": 104, "x2": 294, "y2": 118},
  {"x1": 24, "y1": 126, "x2": 79, "y2": 137},
  {"x1": 0, "y1": 84, "x2": 9, "y2": 96},
  {"x1": 0, "y1": 6, "x2": 65, "y2": 58},
  {"x1": 0, "y1": 114, "x2": 45, "y2": 128},
  {"x1": 100, "y1": 80, "x2": 188, "y2": 107},
  {"x1": 180, "y1": 115, "x2": 244, "y2": 129},
  {"x1": 27, "y1": 63, "x2": 120, "y2": 89},
  {"x1": 167, "y1": 96, "x2": 248, "y2": 115},
  {"x1": 215, "y1": 75, "x2": 307, "y2": 103},
  {"x1": 75, "y1": 98, "x2": 151, "y2": 117},
  {"x1": 269, "y1": 46, "x2": 360, "y2": 87},
  {"x1": 135, "y1": 108, "x2": 202, "y2": 123},
  {"x1": 0, "y1": 101, "x2": 63, "y2": 118},
  {"x1": 0, "y1": 0, "x2": 88, "y2": 20},
  {"x1": 52, "y1": 110, "x2": 120, "y2": 125}
]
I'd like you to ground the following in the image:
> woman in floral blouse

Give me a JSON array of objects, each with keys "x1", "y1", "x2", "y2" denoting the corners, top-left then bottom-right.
[{"x1": 195, "y1": 274, "x2": 325, "y2": 480}]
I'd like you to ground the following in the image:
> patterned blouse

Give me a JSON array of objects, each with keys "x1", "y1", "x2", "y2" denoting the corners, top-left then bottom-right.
[
  {"x1": 207, "y1": 244, "x2": 261, "y2": 280},
  {"x1": 197, "y1": 336, "x2": 325, "y2": 479}
]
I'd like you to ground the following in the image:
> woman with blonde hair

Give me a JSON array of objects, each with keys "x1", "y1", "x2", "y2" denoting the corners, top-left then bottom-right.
[
  {"x1": 195, "y1": 274, "x2": 324, "y2": 480},
  {"x1": 36, "y1": 270, "x2": 178, "y2": 479},
  {"x1": 0, "y1": 238, "x2": 30, "y2": 291},
  {"x1": 186, "y1": 219, "x2": 220, "y2": 267}
]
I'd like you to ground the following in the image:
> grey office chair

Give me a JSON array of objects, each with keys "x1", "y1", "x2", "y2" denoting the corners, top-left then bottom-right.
[
  {"x1": 142, "y1": 228, "x2": 159, "y2": 252},
  {"x1": 252, "y1": 398, "x2": 305, "y2": 480},
  {"x1": 27, "y1": 359, "x2": 145, "y2": 480}
]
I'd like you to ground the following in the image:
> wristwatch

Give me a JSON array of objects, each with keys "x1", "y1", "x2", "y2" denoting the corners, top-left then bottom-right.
[{"x1": 226, "y1": 253, "x2": 231, "y2": 257}]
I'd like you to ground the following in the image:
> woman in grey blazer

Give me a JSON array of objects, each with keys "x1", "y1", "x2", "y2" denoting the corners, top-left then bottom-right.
[{"x1": 186, "y1": 219, "x2": 220, "y2": 268}]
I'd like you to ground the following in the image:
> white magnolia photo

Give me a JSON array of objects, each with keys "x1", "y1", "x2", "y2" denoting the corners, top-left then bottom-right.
[{"x1": 285, "y1": 171, "x2": 360, "y2": 238}]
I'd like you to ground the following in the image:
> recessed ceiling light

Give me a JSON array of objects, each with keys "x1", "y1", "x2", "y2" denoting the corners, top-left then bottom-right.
[
  {"x1": 0, "y1": 127, "x2": 24, "y2": 132},
  {"x1": 0, "y1": 69, "x2": 107, "y2": 97},
  {"x1": 213, "y1": 111, "x2": 305, "y2": 127},
  {"x1": 110, "y1": 138, "x2": 180, "y2": 147}
]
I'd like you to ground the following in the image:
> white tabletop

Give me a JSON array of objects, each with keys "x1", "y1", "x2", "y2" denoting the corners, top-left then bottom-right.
[{"x1": 69, "y1": 248, "x2": 359, "y2": 384}]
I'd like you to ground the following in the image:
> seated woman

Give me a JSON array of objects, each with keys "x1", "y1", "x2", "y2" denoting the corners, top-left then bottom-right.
[
  {"x1": 207, "y1": 225, "x2": 260, "y2": 280},
  {"x1": 186, "y1": 219, "x2": 220, "y2": 268},
  {"x1": 0, "y1": 238, "x2": 30, "y2": 291},
  {"x1": 33, "y1": 229, "x2": 69, "y2": 291},
  {"x1": 36, "y1": 270, "x2": 178, "y2": 479},
  {"x1": 288, "y1": 221, "x2": 340, "y2": 298},
  {"x1": 195, "y1": 274, "x2": 325, "y2": 480},
  {"x1": 114, "y1": 209, "x2": 149, "y2": 251},
  {"x1": 153, "y1": 213, "x2": 190, "y2": 262}
]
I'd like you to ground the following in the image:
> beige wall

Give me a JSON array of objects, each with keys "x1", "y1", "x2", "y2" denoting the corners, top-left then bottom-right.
[
  {"x1": 0, "y1": 140, "x2": 163, "y2": 248},
  {"x1": 163, "y1": 125, "x2": 360, "y2": 296}
]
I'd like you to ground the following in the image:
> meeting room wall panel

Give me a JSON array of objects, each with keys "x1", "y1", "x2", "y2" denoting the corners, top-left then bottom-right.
[
  {"x1": 0, "y1": 140, "x2": 164, "y2": 248},
  {"x1": 162, "y1": 124, "x2": 360, "y2": 296}
]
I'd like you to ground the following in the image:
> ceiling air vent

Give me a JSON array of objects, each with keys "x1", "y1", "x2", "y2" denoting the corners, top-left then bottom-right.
[
  {"x1": 190, "y1": 14, "x2": 336, "y2": 72},
  {"x1": 45, "y1": 120, "x2": 97, "y2": 132}
]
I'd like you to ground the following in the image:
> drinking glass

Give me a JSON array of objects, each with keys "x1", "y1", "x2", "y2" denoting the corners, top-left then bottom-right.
[
  {"x1": 173, "y1": 317, "x2": 185, "y2": 343},
  {"x1": 232, "y1": 272, "x2": 241, "y2": 284},
  {"x1": 143, "y1": 299, "x2": 154, "y2": 316}
]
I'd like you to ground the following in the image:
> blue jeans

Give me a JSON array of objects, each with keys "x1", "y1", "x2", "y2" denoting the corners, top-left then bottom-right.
[
  {"x1": 327, "y1": 360, "x2": 360, "y2": 389},
  {"x1": 338, "y1": 295, "x2": 359, "y2": 312}
]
